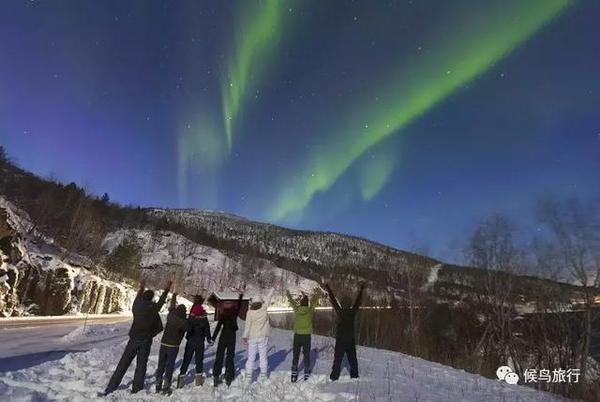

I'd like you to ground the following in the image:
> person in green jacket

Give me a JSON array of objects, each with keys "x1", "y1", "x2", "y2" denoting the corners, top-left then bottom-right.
[{"x1": 286, "y1": 289, "x2": 321, "y2": 382}]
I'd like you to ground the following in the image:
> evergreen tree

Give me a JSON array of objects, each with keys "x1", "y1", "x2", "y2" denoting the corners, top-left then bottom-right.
[{"x1": 105, "y1": 233, "x2": 142, "y2": 277}]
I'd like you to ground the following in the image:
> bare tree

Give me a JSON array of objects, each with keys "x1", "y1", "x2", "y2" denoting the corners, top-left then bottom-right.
[
  {"x1": 536, "y1": 197, "x2": 600, "y2": 390},
  {"x1": 466, "y1": 214, "x2": 525, "y2": 376},
  {"x1": 403, "y1": 237, "x2": 430, "y2": 355}
]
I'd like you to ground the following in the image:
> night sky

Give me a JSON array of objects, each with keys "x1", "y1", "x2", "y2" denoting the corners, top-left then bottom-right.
[{"x1": 1, "y1": 0, "x2": 599, "y2": 261}]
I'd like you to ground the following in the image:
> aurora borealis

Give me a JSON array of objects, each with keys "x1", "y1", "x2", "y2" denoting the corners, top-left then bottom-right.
[
  {"x1": 1, "y1": 0, "x2": 599, "y2": 260},
  {"x1": 268, "y1": 0, "x2": 571, "y2": 222},
  {"x1": 221, "y1": 0, "x2": 286, "y2": 152}
]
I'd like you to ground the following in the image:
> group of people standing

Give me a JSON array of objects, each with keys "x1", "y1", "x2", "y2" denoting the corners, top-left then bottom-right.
[{"x1": 102, "y1": 279, "x2": 366, "y2": 396}]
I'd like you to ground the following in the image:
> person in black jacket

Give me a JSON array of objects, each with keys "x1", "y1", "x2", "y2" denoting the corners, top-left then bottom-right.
[
  {"x1": 104, "y1": 279, "x2": 171, "y2": 395},
  {"x1": 324, "y1": 281, "x2": 366, "y2": 381},
  {"x1": 177, "y1": 295, "x2": 213, "y2": 388},
  {"x1": 156, "y1": 293, "x2": 190, "y2": 395},
  {"x1": 211, "y1": 290, "x2": 244, "y2": 387}
]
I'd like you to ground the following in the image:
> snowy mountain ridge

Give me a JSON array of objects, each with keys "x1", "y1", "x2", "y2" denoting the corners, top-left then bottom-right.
[
  {"x1": 0, "y1": 159, "x2": 589, "y2": 315},
  {"x1": 103, "y1": 228, "x2": 318, "y2": 301}
]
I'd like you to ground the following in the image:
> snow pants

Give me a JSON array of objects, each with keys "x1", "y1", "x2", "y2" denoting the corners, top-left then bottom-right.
[
  {"x1": 291, "y1": 334, "x2": 311, "y2": 375},
  {"x1": 245, "y1": 336, "x2": 269, "y2": 375},
  {"x1": 105, "y1": 338, "x2": 151, "y2": 394},
  {"x1": 330, "y1": 338, "x2": 358, "y2": 380},
  {"x1": 180, "y1": 340, "x2": 206, "y2": 375},
  {"x1": 156, "y1": 344, "x2": 179, "y2": 388},
  {"x1": 213, "y1": 331, "x2": 236, "y2": 382}
]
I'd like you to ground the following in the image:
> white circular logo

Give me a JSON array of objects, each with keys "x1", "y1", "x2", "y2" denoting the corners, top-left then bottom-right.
[
  {"x1": 505, "y1": 372, "x2": 519, "y2": 385},
  {"x1": 496, "y1": 366, "x2": 512, "y2": 381},
  {"x1": 496, "y1": 366, "x2": 519, "y2": 384}
]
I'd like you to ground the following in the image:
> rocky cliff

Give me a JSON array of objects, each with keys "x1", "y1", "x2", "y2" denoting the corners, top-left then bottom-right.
[
  {"x1": 0, "y1": 197, "x2": 136, "y2": 317},
  {"x1": 102, "y1": 228, "x2": 318, "y2": 303}
]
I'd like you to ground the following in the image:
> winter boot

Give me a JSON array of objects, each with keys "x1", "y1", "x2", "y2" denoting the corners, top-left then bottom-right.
[
  {"x1": 156, "y1": 378, "x2": 163, "y2": 393},
  {"x1": 303, "y1": 371, "x2": 311, "y2": 381},
  {"x1": 195, "y1": 373, "x2": 204, "y2": 386},
  {"x1": 162, "y1": 379, "x2": 172, "y2": 395},
  {"x1": 177, "y1": 375, "x2": 185, "y2": 389},
  {"x1": 291, "y1": 370, "x2": 298, "y2": 383},
  {"x1": 214, "y1": 375, "x2": 222, "y2": 387}
]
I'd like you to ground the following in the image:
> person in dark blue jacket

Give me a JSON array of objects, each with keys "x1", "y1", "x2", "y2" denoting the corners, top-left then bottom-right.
[
  {"x1": 177, "y1": 295, "x2": 213, "y2": 388},
  {"x1": 104, "y1": 279, "x2": 172, "y2": 395}
]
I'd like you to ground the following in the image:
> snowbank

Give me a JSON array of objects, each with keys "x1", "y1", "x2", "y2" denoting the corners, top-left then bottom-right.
[{"x1": 0, "y1": 323, "x2": 563, "y2": 401}]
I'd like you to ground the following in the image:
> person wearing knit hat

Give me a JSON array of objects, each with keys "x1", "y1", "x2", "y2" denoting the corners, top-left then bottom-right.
[
  {"x1": 190, "y1": 304, "x2": 205, "y2": 317},
  {"x1": 178, "y1": 295, "x2": 212, "y2": 388}
]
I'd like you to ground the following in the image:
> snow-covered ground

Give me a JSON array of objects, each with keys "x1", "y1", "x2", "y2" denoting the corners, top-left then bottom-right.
[{"x1": 0, "y1": 320, "x2": 565, "y2": 401}]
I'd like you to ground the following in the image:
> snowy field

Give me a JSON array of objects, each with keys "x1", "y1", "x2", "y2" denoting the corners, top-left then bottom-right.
[{"x1": 0, "y1": 320, "x2": 566, "y2": 401}]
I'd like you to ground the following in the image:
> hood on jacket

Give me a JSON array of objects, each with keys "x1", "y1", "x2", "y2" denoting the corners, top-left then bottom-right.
[
  {"x1": 295, "y1": 305, "x2": 312, "y2": 315},
  {"x1": 339, "y1": 295, "x2": 353, "y2": 309},
  {"x1": 142, "y1": 289, "x2": 155, "y2": 301},
  {"x1": 175, "y1": 304, "x2": 187, "y2": 318}
]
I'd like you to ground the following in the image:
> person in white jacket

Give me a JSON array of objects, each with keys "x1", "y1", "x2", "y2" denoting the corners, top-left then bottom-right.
[{"x1": 243, "y1": 288, "x2": 275, "y2": 381}]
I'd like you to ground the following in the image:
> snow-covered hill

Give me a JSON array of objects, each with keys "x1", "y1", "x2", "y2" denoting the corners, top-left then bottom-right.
[
  {"x1": 103, "y1": 228, "x2": 318, "y2": 301},
  {"x1": 0, "y1": 321, "x2": 564, "y2": 402},
  {"x1": 0, "y1": 159, "x2": 587, "y2": 315},
  {"x1": 148, "y1": 208, "x2": 439, "y2": 280}
]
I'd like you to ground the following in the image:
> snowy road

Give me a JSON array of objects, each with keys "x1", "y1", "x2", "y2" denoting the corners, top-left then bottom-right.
[
  {"x1": 0, "y1": 317, "x2": 132, "y2": 372},
  {"x1": 0, "y1": 320, "x2": 567, "y2": 401},
  {"x1": 0, "y1": 314, "x2": 133, "y2": 329}
]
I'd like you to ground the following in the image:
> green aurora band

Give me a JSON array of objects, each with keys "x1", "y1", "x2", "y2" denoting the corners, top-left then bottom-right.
[
  {"x1": 221, "y1": 0, "x2": 285, "y2": 152},
  {"x1": 268, "y1": 0, "x2": 571, "y2": 222},
  {"x1": 358, "y1": 149, "x2": 396, "y2": 202},
  {"x1": 177, "y1": 113, "x2": 223, "y2": 207}
]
